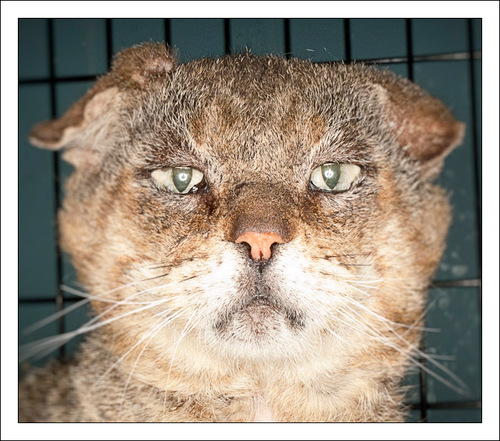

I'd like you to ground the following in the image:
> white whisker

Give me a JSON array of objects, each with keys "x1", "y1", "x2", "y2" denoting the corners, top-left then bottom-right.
[
  {"x1": 96, "y1": 308, "x2": 188, "y2": 389},
  {"x1": 337, "y1": 280, "x2": 373, "y2": 297},
  {"x1": 117, "y1": 310, "x2": 192, "y2": 415},
  {"x1": 335, "y1": 300, "x2": 468, "y2": 395},
  {"x1": 20, "y1": 289, "x2": 184, "y2": 362},
  {"x1": 162, "y1": 311, "x2": 199, "y2": 420},
  {"x1": 22, "y1": 298, "x2": 90, "y2": 335}
]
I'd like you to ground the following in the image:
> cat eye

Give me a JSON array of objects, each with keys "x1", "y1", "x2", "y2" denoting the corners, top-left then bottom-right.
[
  {"x1": 310, "y1": 163, "x2": 361, "y2": 192},
  {"x1": 151, "y1": 167, "x2": 204, "y2": 194}
]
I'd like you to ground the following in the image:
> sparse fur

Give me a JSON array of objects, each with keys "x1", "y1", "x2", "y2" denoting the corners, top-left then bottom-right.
[{"x1": 20, "y1": 43, "x2": 464, "y2": 422}]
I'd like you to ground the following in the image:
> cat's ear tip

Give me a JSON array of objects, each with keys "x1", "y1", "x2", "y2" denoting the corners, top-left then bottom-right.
[
  {"x1": 29, "y1": 120, "x2": 65, "y2": 150},
  {"x1": 370, "y1": 69, "x2": 466, "y2": 178},
  {"x1": 110, "y1": 42, "x2": 178, "y2": 88}
]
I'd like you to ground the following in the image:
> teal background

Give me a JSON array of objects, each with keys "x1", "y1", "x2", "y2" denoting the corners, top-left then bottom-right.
[{"x1": 18, "y1": 18, "x2": 481, "y2": 422}]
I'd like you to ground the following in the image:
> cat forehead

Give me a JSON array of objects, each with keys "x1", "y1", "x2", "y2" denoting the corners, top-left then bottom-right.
[
  {"x1": 130, "y1": 57, "x2": 378, "y2": 164},
  {"x1": 134, "y1": 99, "x2": 370, "y2": 174},
  {"x1": 162, "y1": 55, "x2": 375, "y2": 112}
]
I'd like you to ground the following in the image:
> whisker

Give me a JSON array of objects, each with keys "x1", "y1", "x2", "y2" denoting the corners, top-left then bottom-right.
[
  {"x1": 400, "y1": 296, "x2": 441, "y2": 338},
  {"x1": 336, "y1": 301, "x2": 468, "y2": 394},
  {"x1": 63, "y1": 284, "x2": 187, "y2": 307},
  {"x1": 116, "y1": 310, "x2": 195, "y2": 417},
  {"x1": 162, "y1": 311, "x2": 199, "y2": 420},
  {"x1": 20, "y1": 292, "x2": 183, "y2": 362},
  {"x1": 323, "y1": 253, "x2": 371, "y2": 259},
  {"x1": 22, "y1": 282, "x2": 182, "y2": 336},
  {"x1": 72, "y1": 283, "x2": 188, "y2": 334},
  {"x1": 335, "y1": 294, "x2": 436, "y2": 332},
  {"x1": 337, "y1": 280, "x2": 373, "y2": 297},
  {"x1": 22, "y1": 298, "x2": 91, "y2": 335},
  {"x1": 20, "y1": 333, "x2": 76, "y2": 362},
  {"x1": 21, "y1": 283, "x2": 145, "y2": 336},
  {"x1": 390, "y1": 330, "x2": 468, "y2": 393},
  {"x1": 423, "y1": 354, "x2": 457, "y2": 361},
  {"x1": 62, "y1": 279, "x2": 153, "y2": 299},
  {"x1": 22, "y1": 285, "x2": 175, "y2": 338},
  {"x1": 95, "y1": 308, "x2": 188, "y2": 388},
  {"x1": 325, "y1": 325, "x2": 352, "y2": 346},
  {"x1": 342, "y1": 278, "x2": 383, "y2": 287}
]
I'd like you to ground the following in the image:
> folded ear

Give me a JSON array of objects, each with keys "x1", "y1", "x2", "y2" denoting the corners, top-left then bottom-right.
[
  {"x1": 29, "y1": 42, "x2": 177, "y2": 169},
  {"x1": 371, "y1": 70, "x2": 465, "y2": 180}
]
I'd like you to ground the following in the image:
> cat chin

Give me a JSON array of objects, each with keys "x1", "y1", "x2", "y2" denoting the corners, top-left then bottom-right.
[
  {"x1": 202, "y1": 301, "x2": 314, "y2": 363},
  {"x1": 205, "y1": 327, "x2": 314, "y2": 364}
]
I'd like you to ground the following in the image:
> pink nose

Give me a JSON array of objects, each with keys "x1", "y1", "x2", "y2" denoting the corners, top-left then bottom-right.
[{"x1": 235, "y1": 231, "x2": 285, "y2": 261}]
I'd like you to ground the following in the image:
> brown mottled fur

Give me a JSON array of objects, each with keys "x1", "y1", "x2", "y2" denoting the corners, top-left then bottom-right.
[{"x1": 20, "y1": 43, "x2": 464, "y2": 422}]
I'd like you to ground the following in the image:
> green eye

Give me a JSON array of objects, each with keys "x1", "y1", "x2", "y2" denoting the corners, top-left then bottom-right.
[
  {"x1": 172, "y1": 168, "x2": 192, "y2": 193},
  {"x1": 320, "y1": 163, "x2": 341, "y2": 189},
  {"x1": 151, "y1": 167, "x2": 204, "y2": 194},
  {"x1": 310, "y1": 163, "x2": 361, "y2": 192}
]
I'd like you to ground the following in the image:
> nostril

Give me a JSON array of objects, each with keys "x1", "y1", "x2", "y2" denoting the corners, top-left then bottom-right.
[
  {"x1": 235, "y1": 231, "x2": 285, "y2": 261},
  {"x1": 270, "y1": 241, "x2": 281, "y2": 255},
  {"x1": 238, "y1": 240, "x2": 252, "y2": 257}
]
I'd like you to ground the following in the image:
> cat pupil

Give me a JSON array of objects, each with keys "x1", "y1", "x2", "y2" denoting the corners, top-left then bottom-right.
[
  {"x1": 173, "y1": 168, "x2": 192, "y2": 192},
  {"x1": 321, "y1": 164, "x2": 341, "y2": 189}
]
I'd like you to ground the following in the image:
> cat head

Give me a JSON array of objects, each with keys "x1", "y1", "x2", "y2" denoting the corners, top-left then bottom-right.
[{"x1": 30, "y1": 43, "x2": 463, "y2": 376}]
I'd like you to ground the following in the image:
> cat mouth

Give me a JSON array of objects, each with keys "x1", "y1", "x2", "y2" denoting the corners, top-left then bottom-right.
[{"x1": 213, "y1": 289, "x2": 305, "y2": 339}]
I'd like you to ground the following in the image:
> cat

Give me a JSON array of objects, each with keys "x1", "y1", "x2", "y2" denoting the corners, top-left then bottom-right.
[{"x1": 19, "y1": 42, "x2": 464, "y2": 422}]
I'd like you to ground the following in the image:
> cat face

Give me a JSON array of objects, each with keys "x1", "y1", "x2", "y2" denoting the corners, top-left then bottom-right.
[{"x1": 30, "y1": 44, "x2": 463, "y2": 373}]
